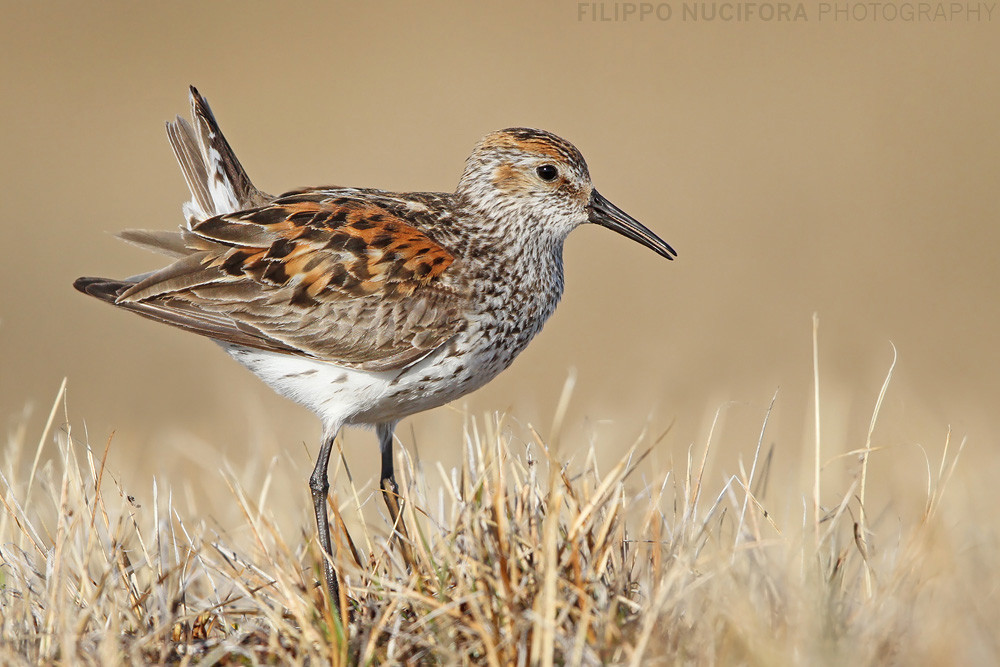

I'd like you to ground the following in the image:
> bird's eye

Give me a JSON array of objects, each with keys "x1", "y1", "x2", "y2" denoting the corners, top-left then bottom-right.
[{"x1": 536, "y1": 165, "x2": 559, "y2": 182}]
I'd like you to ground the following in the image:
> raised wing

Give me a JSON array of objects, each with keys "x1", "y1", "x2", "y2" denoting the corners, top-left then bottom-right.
[{"x1": 91, "y1": 194, "x2": 468, "y2": 372}]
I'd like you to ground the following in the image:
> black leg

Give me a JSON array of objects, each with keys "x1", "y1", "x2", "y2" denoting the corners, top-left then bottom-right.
[
  {"x1": 309, "y1": 428, "x2": 341, "y2": 615},
  {"x1": 376, "y1": 422, "x2": 403, "y2": 529}
]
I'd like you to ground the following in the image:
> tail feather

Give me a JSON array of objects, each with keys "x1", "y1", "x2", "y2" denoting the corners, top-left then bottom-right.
[
  {"x1": 165, "y1": 115, "x2": 215, "y2": 224},
  {"x1": 76, "y1": 87, "x2": 272, "y2": 322},
  {"x1": 166, "y1": 86, "x2": 269, "y2": 225},
  {"x1": 189, "y1": 88, "x2": 268, "y2": 210},
  {"x1": 118, "y1": 228, "x2": 191, "y2": 258},
  {"x1": 73, "y1": 277, "x2": 133, "y2": 304},
  {"x1": 116, "y1": 227, "x2": 222, "y2": 258},
  {"x1": 73, "y1": 277, "x2": 299, "y2": 355}
]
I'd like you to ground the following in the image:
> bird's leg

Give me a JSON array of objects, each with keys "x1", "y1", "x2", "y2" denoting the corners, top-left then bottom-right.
[
  {"x1": 309, "y1": 427, "x2": 342, "y2": 616},
  {"x1": 376, "y1": 422, "x2": 404, "y2": 532},
  {"x1": 377, "y1": 420, "x2": 414, "y2": 567}
]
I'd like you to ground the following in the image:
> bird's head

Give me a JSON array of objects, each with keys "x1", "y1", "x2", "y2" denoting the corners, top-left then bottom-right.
[{"x1": 457, "y1": 127, "x2": 676, "y2": 260}]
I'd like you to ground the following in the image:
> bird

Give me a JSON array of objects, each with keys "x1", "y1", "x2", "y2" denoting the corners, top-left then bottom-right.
[{"x1": 74, "y1": 86, "x2": 676, "y2": 615}]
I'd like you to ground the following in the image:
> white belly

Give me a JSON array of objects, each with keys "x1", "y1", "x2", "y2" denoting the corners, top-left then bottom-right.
[{"x1": 218, "y1": 322, "x2": 520, "y2": 428}]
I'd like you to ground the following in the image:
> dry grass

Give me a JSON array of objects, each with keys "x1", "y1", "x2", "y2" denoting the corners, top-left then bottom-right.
[{"x1": 0, "y1": 374, "x2": 995, "y2": 665}]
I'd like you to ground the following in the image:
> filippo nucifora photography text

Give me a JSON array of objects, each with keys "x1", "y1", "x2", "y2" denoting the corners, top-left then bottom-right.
[{"x1": 577, "y1": 2, "x2": 996, "y2": 22}]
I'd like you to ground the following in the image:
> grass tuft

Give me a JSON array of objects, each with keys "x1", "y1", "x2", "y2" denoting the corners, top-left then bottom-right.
[{"x1": 0, "y1": 380, "x2": 992, "y2": 665}]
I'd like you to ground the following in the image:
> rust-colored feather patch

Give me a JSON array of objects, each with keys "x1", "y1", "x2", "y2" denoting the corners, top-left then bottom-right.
[
  {"x1": 104, "y1": 193, "x2": 467, "y2": 371},
  {"x1": 478, "y1": 128, "x2": 583, "y2": 165},
  {"x1": 492, "y1": 163, "x2": 536, "y2": 194},
  {"x1": 193, "y1": 196, "x2": 455, "y2": 300}
]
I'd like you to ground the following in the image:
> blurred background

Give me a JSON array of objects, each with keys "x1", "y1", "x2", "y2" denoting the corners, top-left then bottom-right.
[{"x1": 1, "y1": 2, "x2": 997, "y2": 527}]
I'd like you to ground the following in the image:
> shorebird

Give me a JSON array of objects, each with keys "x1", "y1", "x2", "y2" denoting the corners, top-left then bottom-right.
[{"x1": 74, "y1": 87, "x2": 676, "y2": 614}]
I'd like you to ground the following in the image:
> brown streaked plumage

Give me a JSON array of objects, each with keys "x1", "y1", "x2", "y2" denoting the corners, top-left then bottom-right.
[
  {"x1": 74, "y1": 87, "x2": 676, "y2": 618},
  {"x1": 85, "y1": 194, "x2": 467, "y2": 371}
]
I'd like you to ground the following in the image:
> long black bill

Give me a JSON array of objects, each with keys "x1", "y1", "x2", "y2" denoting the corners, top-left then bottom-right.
[{"x1": 588, "y1": 190, "x2": 676, "y2": 260}]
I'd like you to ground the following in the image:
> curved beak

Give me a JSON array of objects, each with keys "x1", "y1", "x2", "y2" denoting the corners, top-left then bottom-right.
[{"x1": 588, "y1": 190, "x2": 676, "y2": 260}]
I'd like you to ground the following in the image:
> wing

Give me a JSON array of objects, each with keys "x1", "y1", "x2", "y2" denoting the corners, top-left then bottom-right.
[{"x1": 91, "y1": 194, "x2": 468, "y2": 372}]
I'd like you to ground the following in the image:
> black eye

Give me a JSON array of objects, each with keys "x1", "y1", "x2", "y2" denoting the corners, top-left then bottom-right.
[{"x1": 536, "y1": 164, "x2": 559, "y2": 182}]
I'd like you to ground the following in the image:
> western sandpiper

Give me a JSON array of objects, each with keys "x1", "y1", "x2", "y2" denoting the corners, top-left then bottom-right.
[{"x1": 74, "y1": 87, "x2": 676, "y2": 615}]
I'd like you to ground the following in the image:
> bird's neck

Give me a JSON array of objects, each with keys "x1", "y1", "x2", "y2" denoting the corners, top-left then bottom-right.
[{"x1": 459, "y1": 212, "x2": 566, "y2": 318}]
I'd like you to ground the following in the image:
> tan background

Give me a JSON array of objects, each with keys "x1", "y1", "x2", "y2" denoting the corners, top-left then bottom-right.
[{"x1": 1, "y1": 2, "x2": 998, "y2": 523}]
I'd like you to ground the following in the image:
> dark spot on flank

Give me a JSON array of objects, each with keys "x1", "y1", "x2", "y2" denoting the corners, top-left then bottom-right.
[
  {"x1": 325, "y1": 233, "x2": 348, "y2": 251},
  {"x1": 243, "y1": 206, "x2": 289, "y2": 227},
  {"x1": 351, "y1": 217, "x2": 377, "y2": 230},
  {"x1": 288, "y1": 211, "x2": 318, "y2": 225},
  {"x1": 326, "y1": 208, "x2": 349, "y2": 226},
  {"x1": 193, "y1": 217, "x2": 229, "y2": 237},
  {"x1": 431, "y1": 256, "x2": 447, "y2": 266},
  {"x1": 221, "y1": 251, "x2": 251, "y2": 276},
  {"x1": 327, "y1": 265, "x2": 348, "y2": 287},
  {"x1": 262, "y1": 261, "x2": 290, "y2": 284},
  {"x1": 267, "y1": 238, "x2": 296, "y2": 259},
  {"x1": 370, "y1": 234, "x2": 394, "y2": 249},
  {"x1": 290, "y1": 287, "x2": 317, "y2": 308},
  {"x1": 413, "y1": 263, "x2": 431, "y2": 278},
  {"x1": 344, "y1": 236, "x2": 367, "y2": 254},
  {"x1": 414, "y1": 246, "x2": 430, "y2": 256}
]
